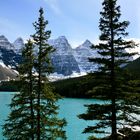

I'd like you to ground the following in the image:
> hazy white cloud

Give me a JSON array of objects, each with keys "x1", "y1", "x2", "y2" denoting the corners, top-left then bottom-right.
[
  {"x1": 126, "y1": 38, "x2": 140, "y2": 59},
  {"x1": 43, "y1": 0, "x2": 62, "y2": 15}
]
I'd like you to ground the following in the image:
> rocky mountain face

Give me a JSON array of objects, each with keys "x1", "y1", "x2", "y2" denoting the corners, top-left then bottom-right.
[
  {"x1": 13, "y1": 37, "x2": 24, "y2": 54},
  {"x1": 49, "y1": 36, "x2": 80, "y2": 76},
  {"x1": 0, "y1": 35, "x2": 100, "y2": 79},
  {"x1": 0, "y1": 35, "x2": 137, "y2": 81},
  {"x1": 0, "y1": 60, "x2": 18, "y2": 81},
  {"x1": 73, "y1": 40, "x2": 99, "y2": 72},
  {"x1": 0, "y1": 35, "x2": 22, "y2": 68}
]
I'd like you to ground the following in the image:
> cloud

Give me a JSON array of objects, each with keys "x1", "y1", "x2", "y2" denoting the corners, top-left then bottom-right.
[
  {"x1": 43, "y1": 0, "x2": 62, "y2": 15},
  {"x1": 126, "y1": 38, "x2": 140, "y2": 59}
]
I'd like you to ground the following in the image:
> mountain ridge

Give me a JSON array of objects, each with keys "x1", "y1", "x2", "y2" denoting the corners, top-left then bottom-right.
[
  {"x1": 0, "y1": 35, "x2": 98, "y2": 77},
  {"x1": 1, "y1": 34, "x2": 138, "y2": 80}
]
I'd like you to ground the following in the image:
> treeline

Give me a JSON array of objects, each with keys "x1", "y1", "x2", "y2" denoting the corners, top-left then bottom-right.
[
  {"x1": 125, "y1": 57, "x2": 140, "y2": 79},
  {"x1": 51, "y1": 74, "x2": 95, "y2": 98},
  {"x1": 0, "y1": 80, "x2": 20, "y2": 91},
  {"x1": 0, "y1": 74, "x2": 94, "y2": 98},
  {"x1": 0, "y1": 65, "x2": 139, "y2": 98}
]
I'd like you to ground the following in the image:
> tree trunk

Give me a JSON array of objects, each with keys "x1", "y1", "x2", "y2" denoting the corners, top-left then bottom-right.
[
  {"x1": 37, "y1": 44, "x2": 41, "y2": 140},
  {"x1": 110, "y1": 2, "x2": 117, "y2": 140},
  {"x1": 30, "y1": 65, "x2": 34, "y2": 140}
]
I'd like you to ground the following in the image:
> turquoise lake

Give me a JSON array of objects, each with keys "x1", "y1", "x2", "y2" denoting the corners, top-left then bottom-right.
[{"x1": 0, "y1": 92, "x2": 106, "y2": 140}]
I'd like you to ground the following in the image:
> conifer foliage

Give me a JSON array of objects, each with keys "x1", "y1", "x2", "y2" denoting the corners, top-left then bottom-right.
[
  {"x1": 3, "y1": 40, "x2": 36, "y2": 139},
  {"x1": 32, "y1": 7, "x2": 66, "y2": 140},
  {"x1": 3, "y1": 8, "x2": 66, "y2": 140},
  {"x1": 79, "y1": 0, "x2": 140, "y2": 140}
]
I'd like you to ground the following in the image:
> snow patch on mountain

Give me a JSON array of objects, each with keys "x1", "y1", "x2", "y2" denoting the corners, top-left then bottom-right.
[
  {"x1": 125, "y1": 38, "x2": 140, "y2": 59},
  {"x1": 0, "y1": 60, "x2": 18, "y2": 81},
  {"x1": 0, "y1": 35, "x2": 14, "y2": 50},
  {"x1": 49, "y1": 36, "x2": 80, "y2": 76},
  {"x1": 73, "y1": 40, "x2": 99, "y2": 72},
  {"x1": 49, "y1": 71, "x2": 86, "y2": 81},
  {"x1": 13, "y1": 37, "x2": 25, "y2": 53},
  {"x1": 0, "y1": 35, "x2": 22, "y2": 69},
  {"x1": 49, "y1": 36, "x2": 73, "y2": 55},
  {"x1": 1, "y1": 35, "x2": 139, "y2": 80},
  {"x1": 0, "y1": 60, "x2": 7, "y2": 68}
]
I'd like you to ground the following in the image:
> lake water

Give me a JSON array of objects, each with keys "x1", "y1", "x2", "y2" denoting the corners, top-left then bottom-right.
[{"x1": 0, "y1": 92, "x2": 105, "y2": 140}]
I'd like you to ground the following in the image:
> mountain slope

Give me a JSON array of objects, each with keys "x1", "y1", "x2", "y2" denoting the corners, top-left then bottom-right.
[
  {"x1": 73, "y1": 40, "x2": 99, "y2": 72},
  {"x1": 0, "y1": 61, "x2": 18, "y2": 81},
  {"x1": 13, "y1": 37, "x2": 24, "y2": 54},
  {"x1": 0, "y1": 35, "x2": 22, "y2": 68},
  {"x1": 125, "y1": 56, "x2": 140, "y2": 78},
  {"x1": 49, "y1": 36, "x2": 80, "y2": 76}
]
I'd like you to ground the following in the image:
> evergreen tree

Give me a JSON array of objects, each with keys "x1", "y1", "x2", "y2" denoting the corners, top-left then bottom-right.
[
  {"x1": 79, "y1": 0, "x2": 140, "y2": 140},
  {"x1": 32, "y1": 8, "x2": 66, "y2": 140},
  {"x1": 3, "y1": 40, "x2": 36, "y2": 139},
  {"x1": 3, "y1": 8, "x2": 66, "y2": 140}
]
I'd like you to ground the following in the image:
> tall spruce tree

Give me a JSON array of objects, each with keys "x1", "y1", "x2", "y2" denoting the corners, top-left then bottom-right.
[
  {"x1": 32, "y1": 8, "x2": 66, "y2": 140},
  {"x1": 3, "y1": 8, "x2": 66, "y2": 140},
  {"x1": 3, "y1": 40, "x2": 36, "y2": 139},
  {"x1": 79, "y1": 0, "x2": 140, "y2": 140}
]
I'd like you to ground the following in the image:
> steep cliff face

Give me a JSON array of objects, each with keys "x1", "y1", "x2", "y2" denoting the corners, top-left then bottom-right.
[
  {"x1": 49, "y1": 36, "x2": 80, "y2": 76},
  {"x1": 0, "y1": 35, "x2": 22, "y2": 68},
  {"x1": 0, "y1": 35, "x2": 102, "y2": 78},
  {"x1": 13, "y1": 37, "x2": 25, "y2": 54},
  {"x1": 73, "y1": 40, "x2": 99, "y2": 72},
  {"x1": 0, "y1": 35, "x2": 14, "y2": 50},
  {"x1": 0, "y1": 60, "x2": 18, "y2": 81}
]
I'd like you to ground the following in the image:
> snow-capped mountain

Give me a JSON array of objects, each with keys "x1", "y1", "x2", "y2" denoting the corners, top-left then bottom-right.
[
  {"x1": 13, "y1": 37, "x2": 25, "y2": 54},
  {"x1": 49, "y1": 36, "x2": 80, "y2": 76},
  {"x1": 49, "y1": 36, "x2": 73, "y2": 55},
  {"x1": 73, "y1": 40, "x2": 99, "y2": 72},
  {"x1": 0, "y1": 35, "x2": 22, "y2": 68},
  {"x1": 0, "y1": 35, "x2": 14, "y2": 50},
  {"x1": 1, "y1": 35, "x2": 137, "y2": 80},
  {"x1": 0, "y1": 35, "x2": 100, "y2": 79},
  {"x1": 0, "y1": 60, "x2": 18, "y2": 81}
]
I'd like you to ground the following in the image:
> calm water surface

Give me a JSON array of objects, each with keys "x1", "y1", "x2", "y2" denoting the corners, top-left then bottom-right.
[{"x1": 0, "y1": 92, "x2": 105, "y2": 140}]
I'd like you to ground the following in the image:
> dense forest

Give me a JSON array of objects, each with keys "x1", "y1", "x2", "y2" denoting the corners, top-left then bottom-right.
[{"x1": 0, "y1": 61, "x2": 139, "y2": 98}]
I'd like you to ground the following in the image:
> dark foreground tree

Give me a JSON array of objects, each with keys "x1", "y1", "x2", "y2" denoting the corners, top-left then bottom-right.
[
  {"x1": 32, "y1": 8, "x2": 66, "y2": 140},
  {"x1": 79, "y1": 0, "x2": 140, "y2": 140},
  {"x1": 3, "y1": 40, "x2": 36, "y2": 139},
  {"x1": 3, "y1": 8, "x2": 66, "y2": 140}
]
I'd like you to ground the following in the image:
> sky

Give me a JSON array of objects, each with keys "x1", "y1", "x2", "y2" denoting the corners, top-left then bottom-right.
[{"x1": 0, "y1": 0, "x2": 140, "y2": 48}]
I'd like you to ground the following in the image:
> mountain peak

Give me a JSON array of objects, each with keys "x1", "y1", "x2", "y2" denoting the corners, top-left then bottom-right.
[
  {"x1": 14, "y1": 37, "x2": 24, "y2": 43},
  {"x1": 0, "y1": 35, "x2": 6, "y2": 38},
  {"x1": 76, "y1": 39, "x2": 92, "y2": 49},
  {"x1": 0, "y1": 35, "x2": 14, "y2": 50},
  {"x1": 82, "y1": 39, "x2": 92, "y2": 47},
  {"x1": 49, "y1": 36, "x2": 68, "y2": 44},
  {"x1": 13, "y1": 37, "x2": 24, "y2": 53},
  {"x1": 56, "y1": 36, "x2": 69, "y2": 44},
  {"x1": 0, "y1": 35, "x2": 9, "y2": 43},
  {"x1": 57, "y1": 36, "x2": 67, "y2": 40}
]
